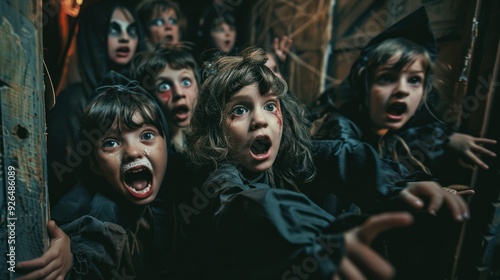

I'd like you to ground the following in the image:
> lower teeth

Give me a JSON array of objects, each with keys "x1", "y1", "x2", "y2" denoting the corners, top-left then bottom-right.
[{"x1": 128, "y1": 183, "x2": 151, "y2": 194}]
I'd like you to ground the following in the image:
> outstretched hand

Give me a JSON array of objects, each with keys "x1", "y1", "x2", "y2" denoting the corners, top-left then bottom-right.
[
  {"x1": 447, "y1": 132, "x2": 496, "y2": 170},
  {"x1": 334, "y1": 212, "x2": 413, "y2": 280},
  {"x1": 17, "y1": 220, "x2": 73, "y2": 280},
  {"x1": 400, "y1": 181, "x2": 470, "y2": 222},
  {"x1": 273, "y1": 35, "x2": 293, "y2": 62}
]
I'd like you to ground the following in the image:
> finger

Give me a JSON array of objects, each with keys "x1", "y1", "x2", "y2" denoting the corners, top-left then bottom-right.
[
  {"x1": 17, "y1": 241, "x2": 60, "y2": 270},
  {"x1": 457, "y1": 189, "x2": 475, "y2": 197},
  {"x1": 17, "y1": 252, "x2": 56, "y2": 270},
  {"x1": 273, "y1": 37, "x2": 280, "y2": 50},
  {"x1": 43, "y1": 268, "x2": 62, "y2": 280},
  {"x1": 358, "y1": 212, "x2": 413, "y2": 243},
  {"x1": 47, "y1": 220, "x2": 62, "y2": 239},
  {"x1": 17, "y1": 262, "x2": 55, "y2": 280},
  {"x1": 418, "y1": 186, "x2": 444, "y2": 216},
  {"x1": 338, "y1": 257, "x2": 367, "y2": 280},
  {"x1": 399, "y1": 189, "x2": 424, "y2": 209},
  {"x1": 442, "y1": 192, "x2": 469, "y2": 221},
  {"x1": 442, "y1": 187, "x2": 458, "y2": 195},
  {"x1": 473, "y1": 138, "x2": 497, "y2": 145},
  {"x1": 470, "y1": 144, "x2": 497, "y2": 158},
  {"x1": 457, "y1": 159, "x2": 475, "y2": 170},
  {"x1": 464, "y1": 150, "x2": 489, "y2": 169},
  {"x1": 347, "y1": 242, "x2": 394, "y2": 280}
]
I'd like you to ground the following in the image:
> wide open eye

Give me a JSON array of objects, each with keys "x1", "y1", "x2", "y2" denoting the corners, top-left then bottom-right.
[
  {"x1": 408, "y1": 75, "x2": 423, "y2": 86},
  {"x1": 108, "y1": 22, "x2": 121, "y2": 36},
  {"x1": 168, "y1": 17, "x2": 178, "y2": 25},
  {"x1": 102, "y1": 139, "x2": 119, "y2": 149},
  {"x1": 141, "y1": 132, "x2": 156, "y2": 141},
  {"x1": 158, "y1": 82, "x2": 172, "y2": 92},
  {"x1": 264, "y1": 102, "x2": 277, "y2": 112},
  {"x1": 231, "y1": 106, "x2": 248, "y2": 116},
  {"x1": 150, "y1": 18, "x2": 165, "y2": 27},
  {"x1": 127, "y1": 24, "x2": 138, "y2": 38},
  {"x1": 181, "y1": 78, "x2": 192, "y2": 87}
]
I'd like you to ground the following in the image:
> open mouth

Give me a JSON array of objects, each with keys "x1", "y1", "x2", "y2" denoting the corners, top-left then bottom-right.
[
  {"x1": 164, "y1": 35, "x2": 174, "y2": 43},
  {"x1": 386, "y1": 102, "x2": 407, "y2": 116},
  {"x1": 116, "y1": 47, "x2": 130, "y2": 56},
  {"x1": 250, "y1": 136, "x2": 271, "y2": 156},
  {"x1": 173, "y1": 105, "x2": 190, "y2": 120},
  {"x1": 122, "y1": 162, "x2": 154, "y2": 199}
]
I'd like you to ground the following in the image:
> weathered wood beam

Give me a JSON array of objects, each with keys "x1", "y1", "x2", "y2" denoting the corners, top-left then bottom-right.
[{"x1": 0, "y1": 1, "x2": 49, "y2": 279}]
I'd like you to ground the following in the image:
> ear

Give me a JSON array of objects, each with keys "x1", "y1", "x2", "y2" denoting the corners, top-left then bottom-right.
[{"x1": 89, "y1": 157, "x2": 103, "y2": 176}]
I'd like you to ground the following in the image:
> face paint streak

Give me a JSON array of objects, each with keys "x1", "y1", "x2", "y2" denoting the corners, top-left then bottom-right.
[
  {"x1": 275, "y1": 105, "x2": 283, "y2": 127},
  {"x1": 159, "y1": 92, "x2": 172, "y2": 102},
  {"x1": 143, "y1": 148, "x2": 150, "y2": 156}
]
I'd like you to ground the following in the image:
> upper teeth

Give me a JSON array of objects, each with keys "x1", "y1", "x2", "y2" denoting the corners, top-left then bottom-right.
[{"x1": 122, "y1": 159, "x2": 152, "y2": 173}]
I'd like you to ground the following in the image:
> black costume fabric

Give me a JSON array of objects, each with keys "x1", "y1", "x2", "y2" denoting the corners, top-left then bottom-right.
[
  {"x1": 180, "y1": 162, "x2": 347, "y2": 280},
  {"x1": 177, "y1": 133, "x2": 436, "y2": 279},
  {"x1": 51, "y1": 179, "x2": 173, "y2": 279},
  {"x1": 46, "y1": 0, "x2": 146, "y2": 204}
]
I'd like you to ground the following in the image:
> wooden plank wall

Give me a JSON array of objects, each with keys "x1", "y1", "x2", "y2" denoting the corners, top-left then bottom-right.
[
  {"x1": 250, "y1": 0, "x2": 334, "y2": 105},
  {"x1": 0, "y1": 1, "x2": 49, "y2": 279},
  {"x1": 327, "y1": 0, "x2": 469, "y2": 122},
  {"x1": 454, "y1": 0, "x2": 500, "y2": 279}
]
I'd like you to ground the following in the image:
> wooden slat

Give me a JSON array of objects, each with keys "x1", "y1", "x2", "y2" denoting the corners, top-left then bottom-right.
[{"x1": 0, "y1": 1, "x2": 49, "y2": 279}]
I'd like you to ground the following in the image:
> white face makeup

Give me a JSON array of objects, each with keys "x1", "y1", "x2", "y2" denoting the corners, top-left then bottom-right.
[{"x1": 107, "y1": 8, "x2": 139, "y2": 65}]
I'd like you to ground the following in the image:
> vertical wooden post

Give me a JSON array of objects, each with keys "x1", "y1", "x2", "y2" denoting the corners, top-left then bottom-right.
[{"x1": 0, "y1": 0, "x2": 49, "y2": 279}]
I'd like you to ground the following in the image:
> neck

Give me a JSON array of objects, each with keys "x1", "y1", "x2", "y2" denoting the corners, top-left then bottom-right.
[
  {"x1": 373, "y1": 127, "x2": 389, "y2": 137},
  {"x1": 170, "y1": 127, "x2": 186, "y2": 151}
]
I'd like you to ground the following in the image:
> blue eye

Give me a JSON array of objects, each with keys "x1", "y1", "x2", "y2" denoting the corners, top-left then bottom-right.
[
  {"x1": 181, "y1": 78, "x2": 192, "y2": 87},
  {"x1": 264, "y1": 103, "x2": 277, "y2": 112},
  {"x1": 158, "y1": 82, "x2": 171, "y2": 92},
  {"x1": 232, "y1": 106, "x2": 248, "y2": 116},
  {"x1": 168, "y1": 17, "x2": 178, "y2": 25},
  {"x1": 141, "y1": 132, "x2": 156, "y2": 141},
  {"x1": 102, "y1": 139, "x2": 119, "y2": 148},
  {"x1": 150, "y1": 18, "x2": 165, "y2": 26}
]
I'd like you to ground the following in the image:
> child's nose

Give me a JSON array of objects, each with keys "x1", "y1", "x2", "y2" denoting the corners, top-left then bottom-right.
[
  {"x1": 393, "y1": 80, "x2": 410, "y2": 98},
  {"x1": 119, "y1": 32, "x2": 130, "y2": 42},
  {"x1": 251, "y1": 109, "x2": 269, "y2": 129},
  {"x1": 124, "y1": 142, "x2": 144, "y2": 161},
  {"x1": 173, "y1": 83, "x2": 185, "y2": 98}
]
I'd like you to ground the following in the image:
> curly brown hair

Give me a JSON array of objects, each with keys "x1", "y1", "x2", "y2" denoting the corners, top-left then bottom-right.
[{"x1": 187, "y1": 47, "x2": 315, "y2": 188}]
